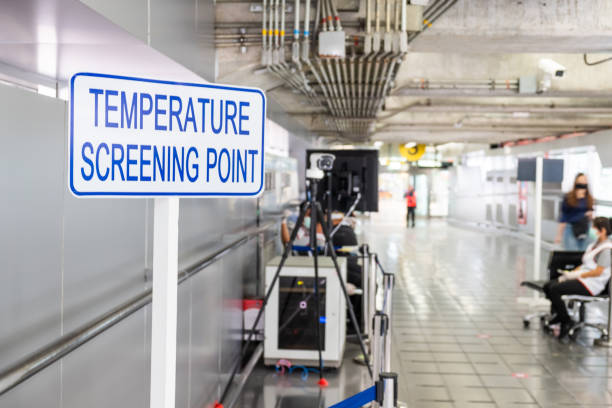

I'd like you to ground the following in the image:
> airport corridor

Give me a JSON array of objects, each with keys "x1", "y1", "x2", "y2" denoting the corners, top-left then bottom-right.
[{"x1": 366, "y1": 201, "x2": 612, "y2": 408}]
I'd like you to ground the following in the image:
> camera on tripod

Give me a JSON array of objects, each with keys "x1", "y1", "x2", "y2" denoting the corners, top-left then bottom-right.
[
  {"x1": 306, "y1": 149, "x2": 379, "y2": 213},
  {"x1": 306, "y1": 153, "x2": 336, "y2": 180}
]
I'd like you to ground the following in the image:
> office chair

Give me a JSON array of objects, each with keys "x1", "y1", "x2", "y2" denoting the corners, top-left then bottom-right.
[
  {"x1": 563, "y1": 281, "x2": 610, "y2": 340},
  {"x1": 521, "y1": 250, "x2": 584, "y2": 328}
]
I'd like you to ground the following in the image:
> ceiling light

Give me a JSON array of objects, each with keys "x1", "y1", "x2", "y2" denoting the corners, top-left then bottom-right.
[{"x1": 373, "y1": 141, "x2": 384, "y2": 148}]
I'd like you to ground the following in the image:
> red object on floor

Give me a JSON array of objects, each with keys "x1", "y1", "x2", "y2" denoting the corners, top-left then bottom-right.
[
  {"x1": 213, "y1": 401, "x2": 224, "y2": 408},
  {"x1": 318, "y1": 378, "x2": 329, "y2": 387}
]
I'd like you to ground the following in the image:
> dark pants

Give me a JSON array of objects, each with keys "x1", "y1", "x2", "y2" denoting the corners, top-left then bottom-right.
[
  {"x1": 543, "y1": 279, "x2": 591, "y2": 324},
  {"x1": 406, "y1": 207, "x2": 416, "y2": 226}
]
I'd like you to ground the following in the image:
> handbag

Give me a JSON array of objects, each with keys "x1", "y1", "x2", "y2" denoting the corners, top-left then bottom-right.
[{"x1": 571, "y1": 216, "x2": 590, "y2": 240}]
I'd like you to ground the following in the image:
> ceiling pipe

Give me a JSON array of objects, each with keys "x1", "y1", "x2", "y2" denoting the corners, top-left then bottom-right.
[
  {"x1": 392, "y1": 87, "x2": 612, "y2": 98},
  {"x1": 378, "y1": 104, "x2": 612, "y2": 115}
]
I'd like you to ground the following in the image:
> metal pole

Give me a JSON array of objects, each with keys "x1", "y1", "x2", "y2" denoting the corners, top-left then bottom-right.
[
  {"x1": 534, "y1": 156, "x2": 543, "y2": 280},
  {"x1": 368, "y1": 252, "x2": 377, "y2": 347},
  {"x1": 362, "y1": 245, "x2": 370, "y2": 338},
  {"x1": 372, "y1": 313, "x2": 383, "y2": 384},
  {"x1": 225, "y1": 343, "x2": 264, "y2": 408},
  {"x1": 150, "y1": 197, "x2": 179, "y2": 408},
  {"x1": 383, "y1": 274, "x2": 394, "y2": 372},
  {"x1": 379, "y1": 372, "x2": 398, "y2": 408}
]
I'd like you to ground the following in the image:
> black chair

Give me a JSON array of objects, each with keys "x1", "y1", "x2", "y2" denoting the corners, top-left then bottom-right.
[{"x1": 520, "y1": 250, "x2": 583, "y2": 328}]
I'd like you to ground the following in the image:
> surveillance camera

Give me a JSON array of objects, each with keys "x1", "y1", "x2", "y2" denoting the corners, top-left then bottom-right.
[
  {"x1": 537, "y1": 58, "x2": 566, "y2": 92},
  {"x1": 306, "y1": 153, "x2": 335, "y2": 179},
  {"x1": 538, "y1": 58, "x2": 566, "y2": 78}
]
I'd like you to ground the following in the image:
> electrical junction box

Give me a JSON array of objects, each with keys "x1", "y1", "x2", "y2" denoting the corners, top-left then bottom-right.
[
  {"x1": 318, "y1": 31, "x2": 346, "y2": 58},
  {"x1": 519, "y1": 75, "x2": 537, "y2": 94},
  {"x1": 406, "y1": 4, "x2": 424, "y2": 31},
  {"x1": 264, "y1": 256, "x2": 347, "y2": 368}
]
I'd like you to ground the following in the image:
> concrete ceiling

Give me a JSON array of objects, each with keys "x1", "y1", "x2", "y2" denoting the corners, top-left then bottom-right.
[{"x1": 215, "y1": 0, "x2": 612, "y2": 145}]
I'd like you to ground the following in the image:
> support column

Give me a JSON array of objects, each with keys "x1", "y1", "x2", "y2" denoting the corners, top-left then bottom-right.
[{"x1": 533, "y1": 156, "x2": 543, "y2": 281}]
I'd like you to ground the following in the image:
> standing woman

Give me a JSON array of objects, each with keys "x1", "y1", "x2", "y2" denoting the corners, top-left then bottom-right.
[{"x1": 555, "y1": 173, "x2": 594, "y2": 251}]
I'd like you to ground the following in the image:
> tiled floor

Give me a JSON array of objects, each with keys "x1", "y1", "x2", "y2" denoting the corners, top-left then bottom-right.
[
  {"x1": 239, "y1": 201, "x2": 612, "y2": 407},
  {"x1": 369, "y1": 202, "x2": 611, "y2": 408}
]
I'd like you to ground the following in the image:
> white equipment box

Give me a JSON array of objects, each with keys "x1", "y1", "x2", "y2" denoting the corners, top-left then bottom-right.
[
  {"x1": 264, "y1": 256, "x2": 347, "y2": 368},
  {"x1": 318, "y1": 31, "x2": 346, "y2": 58}
]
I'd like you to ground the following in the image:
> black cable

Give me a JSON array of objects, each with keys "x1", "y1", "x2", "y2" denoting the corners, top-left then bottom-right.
[{"x1": 583, "y1": 53, "x2": 612, "y2": 66}]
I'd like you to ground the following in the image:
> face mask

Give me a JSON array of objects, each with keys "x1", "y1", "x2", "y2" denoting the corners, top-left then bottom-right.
[
  {"x1": 576, "y1": 183, "x2": 588, "y2": 190},
  {"x1": 304, "y1": 217, "x2": 311, "y2": 229}
]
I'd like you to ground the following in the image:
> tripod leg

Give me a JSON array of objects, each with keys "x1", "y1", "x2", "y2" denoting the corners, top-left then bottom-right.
[
  {"x1": 309, "y1": 181, "x2": 325, "y2": 383},
  {"x1": 315, "y1": 203, "x2": 374, "y2": 379},
  {"x1": 312, "y1": 235, "x2": 325, "y2": 381},
  {"x1": 219, "y1": 201, "x2": 310, "y2": 404}
]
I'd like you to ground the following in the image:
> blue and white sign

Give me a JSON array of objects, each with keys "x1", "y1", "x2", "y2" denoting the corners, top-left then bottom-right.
[{"x1": 69, "y1": 73, "x2": 265, "y2": 197}]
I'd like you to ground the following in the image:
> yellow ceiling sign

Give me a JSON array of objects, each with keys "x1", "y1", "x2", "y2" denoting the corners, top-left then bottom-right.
[{"x1": 399, "y1": 144, "x2": 426, "y2": 161}]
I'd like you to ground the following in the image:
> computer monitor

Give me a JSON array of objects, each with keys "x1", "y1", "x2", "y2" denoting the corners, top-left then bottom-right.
[{"x1": 306, "y1": 149, "x2": 379, "y2": 212}]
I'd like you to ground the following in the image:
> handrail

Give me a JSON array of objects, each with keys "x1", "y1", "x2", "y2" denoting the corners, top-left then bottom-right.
[{"x1": 0, "y1": 222, "x2": 275, "y2": 396}]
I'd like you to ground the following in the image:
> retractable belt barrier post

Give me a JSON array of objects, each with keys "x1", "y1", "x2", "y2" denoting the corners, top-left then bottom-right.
[
  {"x1": 372, "y1": 312, "x2": 389, "y2": 384},
  {"x1": 368, "y1": 251, "x2": 377, "y2": 352},
  {"x1": 382, "y1": 272, "x2": 394, "y2": 372},
  {"x1": 328, "y1": 372, "x2": 399, "y2": 408},
  {"x1": 362, "y1": 244, "x2": 371, "y2": 340}
]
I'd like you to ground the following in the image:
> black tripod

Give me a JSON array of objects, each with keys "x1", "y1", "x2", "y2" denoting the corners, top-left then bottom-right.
[{"x1": 219, "y1": 176, "x2": 373, "y2": 404}]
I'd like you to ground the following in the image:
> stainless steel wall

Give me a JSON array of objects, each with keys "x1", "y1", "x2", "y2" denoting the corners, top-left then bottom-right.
[
  {"x1": 0, "y1": 79, "x2": 259, "y2": 407},
  {"x1": 80, "y1": 0, "x2": 217, "y2": 82}
]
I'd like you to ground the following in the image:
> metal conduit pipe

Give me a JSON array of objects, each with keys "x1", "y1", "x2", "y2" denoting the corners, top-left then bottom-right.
[
  {"x1": 367, "y1": 0, "x2": 397, "y2": 117},
  {"x1": 313, "y1": 0, "x2": 321, "y2": 35},
  {"x1": 305, "y1": 0, "x2": 336, "y2": 115},
  {"x1": 341, "y1": 57, "x2": 352, "y2": 116},
  {"x1": 292, "y1": 0, "x2": 319, "y2": 105},
  {"x1": 330, "y1": 0, "x2": 341, "y2": 30},
  {"x1": 269, "y1": 0, "x2": 307, "y2": 94},
  {"x1": 423, "y1": 0, "x2": 450, "y2": 20},
  {"x1": 350, "y1": 55, "x2": 357, "y2": 116},
  {"x1": 334, "y1": 59, "x2": 347, "y2": 115},
  {"x1": 302, "y1": 0, "x2": 338, "y2": 116},
  {"x1": 409, "y1": 0, "x2": 457, "y2": 43},
  {"x1": 215, "y1": 21, "x2": 361, "y2": 29},
  {"x1": 362, "y1": 0, "x2": 383, "y2": 116},
  {"x1": 225, "y1": 343, "x2": 265, "y2": 408},
  {"x1": 324, "y1": 58, "x2": 344, "y2": 116},
  {"x1": 262, "y1": 0, "x2": 268, "y2": 65},
  {"x1": 279, "y1": 0, "x2": 311, "y2": 96},
  {"x1": 400, "y1": 0, "x2": 406, "y2": 31}
]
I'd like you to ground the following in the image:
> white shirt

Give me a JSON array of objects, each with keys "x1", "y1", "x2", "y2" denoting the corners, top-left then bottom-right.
[{"x1": 577, "y1": 239, "x2": 612, "y2": 295}]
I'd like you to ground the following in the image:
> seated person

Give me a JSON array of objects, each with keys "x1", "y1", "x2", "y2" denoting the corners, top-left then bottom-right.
[
  {"x1": 280, "y1": 208, "x2": 325, "y2": 251},
  {"x1": 543, "y1": 217, "x2": 612, "y2": 339},
  {"x1": 280, "y1": 209, "x2": 363, "y2": 330}
]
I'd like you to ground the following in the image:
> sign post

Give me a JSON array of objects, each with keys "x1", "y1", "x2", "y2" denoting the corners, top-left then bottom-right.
[
  {"x1": 69, "y1": 73, "x2": 265, "y2": 408},
  {"x1": 151, "y1": 197, "x2": 179, "y2": 408}
]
